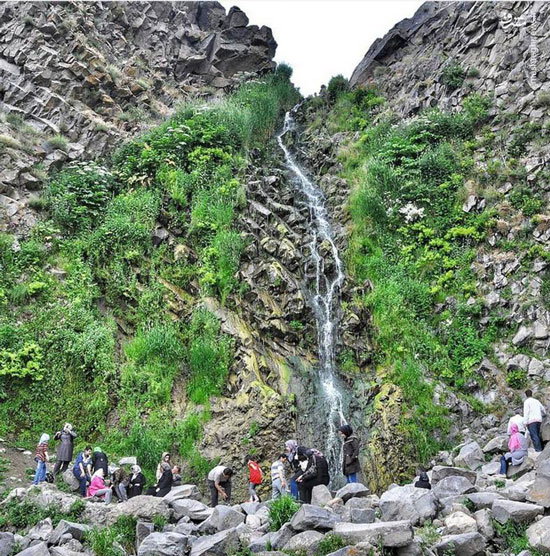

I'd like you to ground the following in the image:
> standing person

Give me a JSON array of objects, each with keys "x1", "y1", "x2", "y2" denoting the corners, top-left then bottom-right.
[
  {"x1": 500, "y1": 423, "x2": 529, "y2": 476},
  {"x1": 285, "y1": 439, "x2": 300, "y2": 499},
  {"x1": 295, "y1": 447, "x2": 329, "y2": 504},
  {"x1": 112, "y1": 466, "x2": 130, "y2": 502},
  {"x1": 88, "y1": 468, "x2": 112, "y2": 503},
  {"x1": 246, "y1": 455, "x2": 262, "y2": 503},
  {"x1": 207, "y1": 465, "x2": 233, "y2": 507},
  {"x1": 524, "y1": 389, "x2": 546, "y2": 452},
  {"x1": 271, "y1": 454, "x2": 289, "y2": 499},
  {"x1": 52, "y1": 423, "x2": 76, "y2": 476},
  {"x1": 32, "y1": 433, "x2": 50, "y2": 485},
  {"x1": 338, "y1": 425, "x2": 361, "y2": 483},
  {"x1": 91, "y1": 447, "x2": 109, "y2": 475},
  {"x1": 128, "y1": 465, "x2": 146, "y2": 498},
  {"x1": 156, "y1": 453, "x2": 171, "y2": 481},
  {"x1": 73, "y1": 446, "x2": 92, "y2": 497}
]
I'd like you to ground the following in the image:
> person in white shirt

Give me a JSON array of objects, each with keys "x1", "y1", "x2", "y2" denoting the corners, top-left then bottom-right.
[
  {"x1": 523, "y1": 389, "x2": 546, "y2": 452},
  {"x1": 271, "y1": 454, "x2": 288, "y2": 499},
  {"x1": 507, "y1": 413, "x2": 526, "y2": 435},
  {"x1": 207, "y1": 465, "x2": 233, "y2": 506}
]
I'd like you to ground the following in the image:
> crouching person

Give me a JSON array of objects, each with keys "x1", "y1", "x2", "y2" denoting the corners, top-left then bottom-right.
[
  {"x1": 208, "y1": 465, "x2": 233, "y2": 507},
  {"x1": 88, "y1": 469, "x2": 112, "y2": 503}
]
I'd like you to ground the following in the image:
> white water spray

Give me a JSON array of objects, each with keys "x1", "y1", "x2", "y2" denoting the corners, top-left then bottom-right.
[{"x1": 277, "y1": 110, "x2": 347, "y2": 482}]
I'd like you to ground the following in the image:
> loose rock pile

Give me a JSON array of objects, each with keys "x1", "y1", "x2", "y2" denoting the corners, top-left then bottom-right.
[{"x1": 2, "y1": 440, "x2": 550, "y2": 556}]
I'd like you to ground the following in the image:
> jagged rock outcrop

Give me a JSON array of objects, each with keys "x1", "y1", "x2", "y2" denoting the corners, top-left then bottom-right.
[{"x1": 0, "y1": 1, "x2": 276, "y2": 233}]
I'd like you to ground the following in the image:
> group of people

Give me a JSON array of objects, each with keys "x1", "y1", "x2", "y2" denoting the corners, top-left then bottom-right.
[
  {"x1": 500, "y1": 389, "x2": 547, "y2": 475},
  {"x1": 33, "y1": 422, "x2": 362, "y2": 507}
]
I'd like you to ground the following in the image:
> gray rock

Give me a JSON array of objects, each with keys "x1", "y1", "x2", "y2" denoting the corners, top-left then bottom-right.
[
  {"x1": 249, "y1": 532, "x2": 273, "y2": 553},
  {"x1": 283, "y1": 531, "x2": 324, "y2": 555},
  {"x1": 513, "y1": 326, "x2": 533, "y2": 346},
  {"x1": 28, "y1": 518, "x2": 53, "y2": 542},
  {"x1": 335, "y1": 483, "x2": 370, "y2": 503},
  {"x1": 118, "y1": 457, "x2": 137, "y2": 466},
  {"x1": 507, "y1": 457, "x2": 534, "y2": 479},
  {"x1": 431, "y1": 466, "x2": 477, "y2": 485},
  {"x1": 379, "y1": 485, "x2": 436, "y2": 525},
  {"x1": 14, "y1": 543, "x2": 50, "y2": 556},
  {"x1": 444, "y1": 511, "x2": 478, "y2": 535},
  {"x1": 163, "y1": 484, "x2": 201, "y2": 503},
  {"x1": 465, "y1": 492, "x2": 504, "y2": 510},
  {"x1": 241, "y1": 502, "x2": 260, "y2": 515},
  {"x1": 333, "y1": 521, "x2": 414, "y2": 547},
  {"x1": 311, "y1": 485, "x2": 332, "y2": 507},
  {"x1": 171, "y1": 499, "x2": 212, "y2": 521},
  {"x1": 271, "y1": 523, "x2": 295, "y2": 550},
  {"x1": 190, "y1": 528, "x2": 239, "y2": 556},
  {"x1": 481, "y1": 462, "x2": 500, "y2": 476},
  {"x1": 350, "y1": 508, "x2": 375, "y2": 524},
  {"x1": 61, "y1": 470, "x2": 79, "y2": 492},
  {"x1": 49, "y1": 521, "x2": 90, "y2": 545},
  {"x1": 433, "y1": 476, "x2": 477, "y2": 500},
  {"x1": 526, "y1": 516, "x2": 550, "y2": 553},
  {"x1": 492, "y1": 499, "x2": 544, "y2": 524},
  {"x1": 49, "y1": 548, "x2": 85, "y2": 556},
  {"x1": 474, "y1": 509, "x2": 494, "y2": 539},
  {"x1": 527, "y1": 449, "x2": 550, "y2": 507},
  {"x1": 136, "y1": 521, "x2": 155, "y2": 549},
  {"x1": 434, "y1": 532, "x2": 486, "y2": 556},
  {"x1": 137, "y1": 532, "x2": 190, "y2": 556},
  {"x1": 482, "y1": 436, "x2": 508, "y2": 454},
  {"x1": 0, "y1": 533, "x2": 15, "y2": 556},
  {"x1": 290, "y1": 505, "x2": 338, "y2": 532},
  {"x1": 454, "y1": 442, "x2": 484, "y2": 470}
]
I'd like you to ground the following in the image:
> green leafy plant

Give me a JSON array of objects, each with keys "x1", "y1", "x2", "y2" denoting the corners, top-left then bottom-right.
[
  {"x1": 268, "y1": 495, "x2": 300, "y2": 531},
  {"x1": 441, "y1": 62, "x2": 466, "y2": 89},
  {"x1": 315, "y1": 534, "x2": 347, "y2": 556}
]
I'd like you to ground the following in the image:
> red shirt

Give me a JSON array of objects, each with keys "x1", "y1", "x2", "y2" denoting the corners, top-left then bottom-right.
[{"x1": 248, "y1": 461, "x2": 263, "y2": 485}]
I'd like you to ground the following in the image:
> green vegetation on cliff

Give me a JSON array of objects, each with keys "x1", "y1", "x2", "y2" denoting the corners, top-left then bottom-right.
[{"x1": 0, "y1": 66, "x2": 299, "y2": 480}]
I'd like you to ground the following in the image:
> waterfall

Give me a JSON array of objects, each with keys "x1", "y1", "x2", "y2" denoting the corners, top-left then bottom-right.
[{"x1": 277, "y1": 109, "x2": 347, "y2": 484}]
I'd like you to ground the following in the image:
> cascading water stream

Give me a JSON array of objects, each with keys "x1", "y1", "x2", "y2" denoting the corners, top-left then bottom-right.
[{"x1": 277, "y1": 109, "x2": 347, "y2": 483}]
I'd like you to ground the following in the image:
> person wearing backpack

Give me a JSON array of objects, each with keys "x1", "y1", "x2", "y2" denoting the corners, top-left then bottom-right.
[
  {"x1": 91, "y1": 447, "x2": 109, "y2": 476},
  {"x1": 33, "y1": 433, "x2": 50, "y2": 485},
  {"x1": 246, "y1": 455, "x2": 262, "y2": 502}
]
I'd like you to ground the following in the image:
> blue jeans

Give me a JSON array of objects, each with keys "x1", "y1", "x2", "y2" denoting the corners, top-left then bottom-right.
[
  {"x1": 500, "y1": 455, "x2": 510, "y2": 475},
  {"x1": 290, "y1": 478, "x2": 299, "y2": 499},
  {"x1": 74, "y1": 469, "x2": 87, "y2": 496},
  {"x1": 33, "y1": 460, "x2": 46, "y2": 484},
  {"x1": 346, "y1": 473, "x2": 357, "y2": 483},
  {"x1": 528, "y1": 422, "x2": 543, "y2": 452}
]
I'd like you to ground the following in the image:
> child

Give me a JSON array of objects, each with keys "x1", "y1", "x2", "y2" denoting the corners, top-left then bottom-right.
[
  {"x1": 33, "y1": 433, "x2": 50, "y2": 485},
  {"x1": 245, "y1": 455, "x2": 262, "y2": 503},
  {"x1": 271, "y1": 453, "x2": 289, "y2": 499}
]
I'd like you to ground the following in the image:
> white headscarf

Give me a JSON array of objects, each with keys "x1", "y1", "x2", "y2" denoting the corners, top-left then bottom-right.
[
  {"x1": 93, "y1": 468, "x2": 104, "y2": 478},
  {"x1": 131, "y1": 464, "x2": 142, "y2": 479},
  {"x1": 39, "y1": 433, "x2": 50, "y2": 445}
]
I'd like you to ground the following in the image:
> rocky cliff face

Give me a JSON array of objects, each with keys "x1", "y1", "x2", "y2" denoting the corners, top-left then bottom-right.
[{"x1": 0, "y1": 1, "x2": 276, "y2": 234}]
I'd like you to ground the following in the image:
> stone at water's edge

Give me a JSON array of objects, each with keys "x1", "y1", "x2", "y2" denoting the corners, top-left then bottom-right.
[
  {"x1": 333, "y1": 521, "x2": 414, "y2": 547},
  {"x1": 526, "y1": 516, "x2": 550, "y2": 553}
]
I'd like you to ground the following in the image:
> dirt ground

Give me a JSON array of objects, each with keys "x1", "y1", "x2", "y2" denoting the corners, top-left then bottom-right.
[{"x1": 0, "y1": 439, "x2": 37, "y2": 495}]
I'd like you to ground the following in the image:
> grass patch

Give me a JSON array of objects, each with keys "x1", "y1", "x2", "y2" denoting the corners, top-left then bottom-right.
[{"x1": 268, "y1": 494, "x2": 300, "y2": 531}]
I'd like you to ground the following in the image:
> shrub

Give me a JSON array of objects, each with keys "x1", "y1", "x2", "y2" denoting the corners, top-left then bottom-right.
[
  {"x1": 45, "y1": 134, "x2": 68, "y2": 151},
  {"x1": 316, "y1": 534, "x2": 347, "y2": 556},
  {"x1": 0, "y1": 342, "x2": 43, "y2": 380},
  {"x1": 507, "y1": 369, "x2": 527, "y2": 389},
  {"x1": 47, "y1": 162, "x2": 116, "y2": 232},
  {"x1": 441, "y1": 62, "x2": 466, "y2": 89},
  {"x1": 327, "y1": 75, "x2": 349, "y2": 102},
  {"x1": 268, "y1": 495, "x2": 300, "y2": 531},
  {"x1": 85, "y1": 527, "x2": 125, "y2": 556}
]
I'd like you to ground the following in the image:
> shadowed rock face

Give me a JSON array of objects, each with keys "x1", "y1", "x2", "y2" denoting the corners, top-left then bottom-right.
[{"x1": 0, "y1": 1, "x2": 276, "y2": 232}]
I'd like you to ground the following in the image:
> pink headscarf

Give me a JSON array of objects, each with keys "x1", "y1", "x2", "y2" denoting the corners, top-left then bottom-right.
[{"x1": 508, "y1": 423, "x2": 523, "y2": 452}]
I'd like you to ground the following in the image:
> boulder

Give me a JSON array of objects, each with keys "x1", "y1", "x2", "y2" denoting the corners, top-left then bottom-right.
[
  {"x1": 311, "y1": 485, "x2": 332, "y2": 507},
  {"x1": 190, "y1": 528, "x2": 239, "y2": 556},
  {"x1": 271, "y1": 523, "x2": 295, "y2": 550},
  {"x1": 481, "y1": 462, "x2": 500, "y2": 476},
  {"x1": 433, "y1": 476, "x2": 477, "y2": 500},
  {"x1": 379, "y1": 485, "x2": 436, "y2": 525},
  {"x1": 444, "y1": 511, "x2": 478, "y2": 535},
  {"x1": 49, "y1": 521, "x2": 90, "y2": 545},
  {"x1": 50, "y1": 548, "x2": 86, "y2": 556},
  {"x1": 28, "y1": 518, "x2": 54, "y2": 541},
  {"x1": 137, "y1": 532, "x2": 190, "y2": 556},
  {"x1": 454, "y1": 442, "x2": 484, "y2": 471},
  {"x1": 526, "y1": 516, "x2": 550, "y2": 553},
  {"x1": 283, "y1": 531, "x2": 324, "y2": 554},
  {"x1": 482, "y1": 436, "x2": 508, "y2": 454},
  {"x1": 118, "y1": 456, "x2": 137, "y2": 466},
  {"x1": 527, "y1": 452, "x2": 550, "y2": 507},
  {"x1": 208, "y1": 505, "x2": 245, "y2": 532},
  {"x1": 249, "y1": 532, "x2": 273, "y2": 553},
  {"x1": 431, "y1": 466, "x2": 477, "y2": 485},
  {"x1": 61, "y1": 470, "x2": 79, "y2": 492},
  {"x1": 241, "y1": 502, "x2": 260, "y2": 515},
  {"x1": 290, "y1": 505, "x2": 338, "y2": 532},
  {"x1": 171, "y1": 499, "x2": 212, "y2": 521},
  {"x1": 335, "y1": 483, "x2": 370, "y2": 503},
  {"x1": 163, "y1": 484, "x2": 201, "y2": 503},
  {"x1": 492, "y1": 499, "x2": 544, "y2": 524},
  {"x1": 350, "y1": 508, "x2": 375, "y2": 524},
  {"x1": 434, "y1": 532, "x2": 486, "y2": 556},
  {"x1": 325, "y1": 547, "x2": 373, "y2": 556},
  {"x1": 14, "y1": 543, "x2": 51, "y2": 556},
  {"x1": 507, "y1": 457, "x2": 535, "y2": 479},
  {"x1": 0, "y1": 533, "x2": 15, "y2": 556},
  {"x1": 333, "y1": 521, "x2": 414, "y2": 547},
  {"x1": 245, "y1": 514, "x2": 262, "y2": 529},
  {"x1": 474, "y1": 509, "x2": 494, "y2": 539},
  {"x1": 136, "y1": 521, "x2": 155, "y2": 548},
  {"x1": 110, "y1": 494, "x2": 170, "y2": 524},
  {"x1": 465, "y1": 492, "x2": 504, "y2": 510}
]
